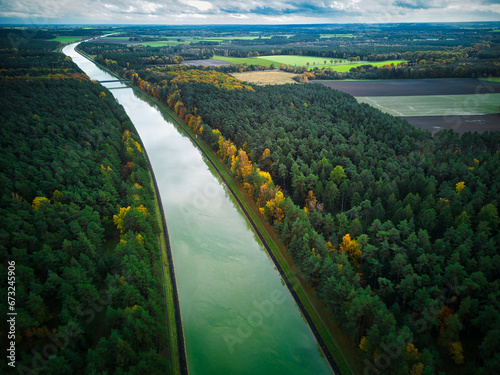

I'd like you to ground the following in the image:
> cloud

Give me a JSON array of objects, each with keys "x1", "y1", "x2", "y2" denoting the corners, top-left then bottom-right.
[
  {"x1": 393, "y1": 0, "x2": 452, "y2": 9},
  {"x1": 0, "y1": 0, "x2": 499, "y2": 23},
  {"x1": 394, "y1": 0, "x2": 433, "y2": 9},
  {"x1": 182, "y1": 0, "x2": 214, "y2": 11}
]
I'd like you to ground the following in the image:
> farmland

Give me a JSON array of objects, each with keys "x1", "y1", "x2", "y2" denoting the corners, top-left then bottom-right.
[
  {"x1": 357, "y1": 93, "x2": 500, "y2": 117},
  {"x1": 315, "y1": 79, "x2": 500, "y2": 133},
  {"x1": 230, "y1": 71, "x2": 297, "y2": 85},
  {"x1": 313, "y1": 78, "x2": 500, "y2": 96},
  {"x1": 403, "y1": 114, "x2": 500, "y2": 134}
]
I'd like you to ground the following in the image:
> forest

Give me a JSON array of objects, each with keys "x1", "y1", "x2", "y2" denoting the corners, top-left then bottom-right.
[
  {"x1": 0, "y1": 37, "x2": 173, "y2": 374},
  {"x1": 105, "y1": 53, "x2": 500, "y2": 374},
  {"x1": 1, "y1": 22, "x2": 499, "y2": 375}
]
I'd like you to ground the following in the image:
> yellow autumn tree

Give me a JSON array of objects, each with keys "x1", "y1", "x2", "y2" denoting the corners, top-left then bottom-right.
[
  {"x1": 260, "y1": 148, "x2": 272, "y2": 168},
  {"x1": 449, "y1": 341, "x2": 465, "y2": 364},
  {"x1": 265, "y1": 190, "x2": 285, "y2": 222},
  {"x1": 261, "y1": 148, "x2": 270, "y2": 159},
  {"x1": 220, "y1": 139, "x2": 237, "y2": 161},
  {"x1": 258, "y1": 170, "x2": 272, "y2": 187},
  {"x1": 32, "y1": 196, "x2": 50, "y2": 210},
  {"x1": 359, "y1": 336, "x2": 368, "y2": 352},
  {"x1": 136, "y1": 204, "x2": 148, "y2": 216},
  {"x1": 338, "y1": 233, "x2": 362, "y2": 268},
  {"x1": 231, "y1": 150, "x2": 253, "y2": 182},
  {"x1": 113, "y1": 206, "x2": 131, "y2": 234},
  {"x1": 134, "y1": 140, "x2": 142, "y2": 153},
  {"x1": 410, "y1": 363, "x2": 424, "y2": 375},
  {"x1": 326, "y1": 241, "x2": 335, "y2": 252},
  {"x1": 406, "y1": 343, "x2": 419, "y2": 360},
  {"x1": 456, "y1": 181, "x2": 466, "y2": 194},
  {"x1": 217, "y1": 135, "x2": 225, "y2": 157},
  {"x1": 191, "y1": 115, "x2": 203, "y2": 135}
]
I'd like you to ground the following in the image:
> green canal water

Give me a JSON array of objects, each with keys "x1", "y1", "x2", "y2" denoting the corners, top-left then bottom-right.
[{"x1": 64, "y1": 43, "x2": 334, "y2": 375}]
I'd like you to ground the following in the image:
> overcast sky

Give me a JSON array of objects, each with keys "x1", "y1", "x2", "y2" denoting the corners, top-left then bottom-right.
[{"x1": 0, "y1": 0, "x2": 499, "y2": 24}]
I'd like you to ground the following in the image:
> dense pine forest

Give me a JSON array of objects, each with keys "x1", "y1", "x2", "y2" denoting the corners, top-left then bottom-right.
[
  {"x1": 1, "y1": 22, "x2": 499, "y2": 375},
  {"x1": 109, "y1": 57, "x2": 500, "y2": 374},
  {"x1": 0, "y1": 37, "x2": 172, "y2": 374}
]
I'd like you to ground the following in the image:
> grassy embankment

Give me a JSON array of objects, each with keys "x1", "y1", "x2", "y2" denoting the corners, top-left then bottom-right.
[
  {"x1": 150, "y1": 172, "x2": 182, "y2": 375},
  {"x1": 74, "y1": 46, "x2": 183, "y2": 375}
]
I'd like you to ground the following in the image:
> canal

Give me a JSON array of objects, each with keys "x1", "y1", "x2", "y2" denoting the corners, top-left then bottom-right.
[{"x1": 64, "y1": 43, "x2": 334, "y2": 375}]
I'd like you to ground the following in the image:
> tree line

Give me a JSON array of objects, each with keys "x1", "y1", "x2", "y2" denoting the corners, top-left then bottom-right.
[
  {"x1": 0, "y1": 38, "x2": 172, "y2": 374},
  {"x1": 79, "y1": 42, "x2": 213, "y2": 70}
]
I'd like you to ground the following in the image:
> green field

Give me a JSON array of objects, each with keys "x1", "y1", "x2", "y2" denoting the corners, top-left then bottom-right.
[
  {"x1": 212, "y1": 55, "x2": 278, "y2": 66},
  {"x1": 214, "y1": 55, "x2": 350, "y2": 67},
  {"x1": 315, "y1": 60, "x2": 407, "y2": 72},
  {"x1": 357, "y1": 93, "x2": 500, "y2": 117},
  {"x1": 213, "y1": 55, "x2": 406, "y2": 71},
  {"x1": 259, "y1": 55, "x2": 350, "y2": 67},
  {"x1": 51, "y1": 36, "x2": 83, "y2": 43},
  {"x1": 480, "y1": 77, "x2": 500, "y2": 83}
]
